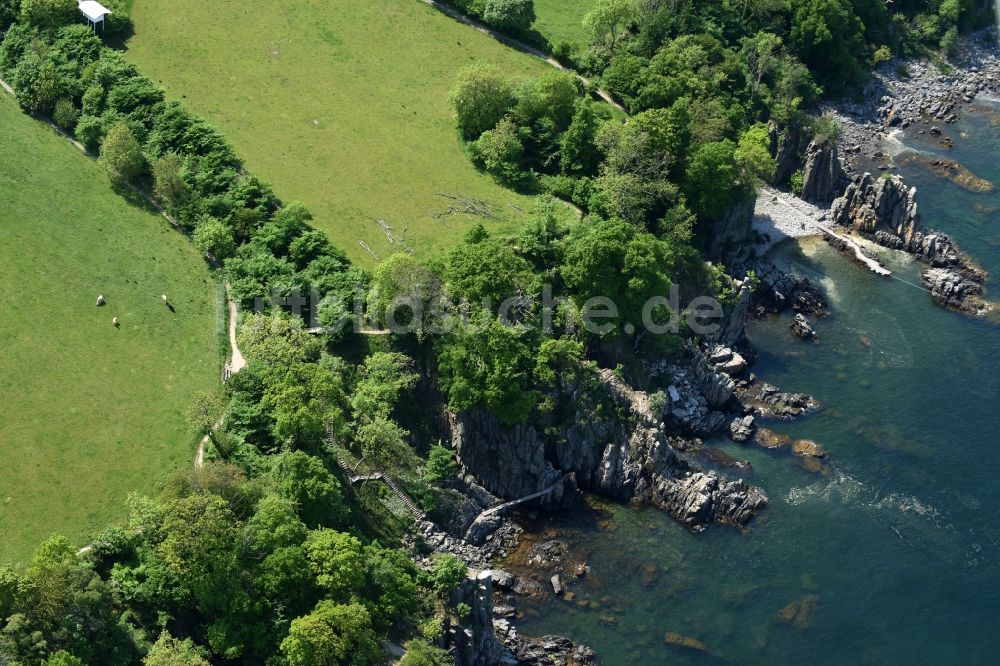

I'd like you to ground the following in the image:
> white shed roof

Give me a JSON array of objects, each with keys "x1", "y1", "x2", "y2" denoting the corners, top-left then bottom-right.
[{"x1": 78, "y1": 1, "x2": 112, "y2": 22}]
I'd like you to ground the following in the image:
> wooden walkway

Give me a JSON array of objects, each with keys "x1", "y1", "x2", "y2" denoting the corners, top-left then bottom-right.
[
  {"x1": 768, "y1": 189, "x2": 892, "y2": 277},
  {"x1": 463, "y1": 482, "x2": 559, "y2": 540},
  {"x1": 328, "y1": 436, "x2": 426, "y2": 519}
]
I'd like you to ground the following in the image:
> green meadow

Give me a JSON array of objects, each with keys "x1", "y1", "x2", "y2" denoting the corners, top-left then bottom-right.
[
  {"x1": 0, "y1": 94, "x2": 219, "y2": 562},
  {"x1": 125, "y1": 0, "x2": 559, "y2": 264},
  {"x1": 534, "y1": 0, "x2": 595, "y2": 51}
]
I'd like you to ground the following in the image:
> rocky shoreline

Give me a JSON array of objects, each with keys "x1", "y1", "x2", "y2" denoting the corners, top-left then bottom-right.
[
  {"x1": 414, "y1": 283, "x2": 833, "y2": 664},
  {"x1": 422, "y1": 34, "x2": 1000, "y2": 665},
  {"x1": 827, "y1": 31, "x2": 1000, "y2": 175},
  {"x1": 797, "y1": 33, "x2": 1000, "y2": 314}
]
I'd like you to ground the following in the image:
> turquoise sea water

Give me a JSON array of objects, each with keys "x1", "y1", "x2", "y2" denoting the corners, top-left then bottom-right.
[{"x1": 508, "y1": 107, "x2": 1000, "y2": 663}]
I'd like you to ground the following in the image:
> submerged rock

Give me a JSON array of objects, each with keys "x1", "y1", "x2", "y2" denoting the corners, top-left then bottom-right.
[
  {"x1": 699, "y1": 445, "x2": 752, "y2": 473},
  {"x1": 776, "y1": 594, "x2": 820, "y2": 631},
  {"x1": 664, "y1": 632, "x2": 712, "y2": 655},
  {"x1": 753, "y1": 428, "x2": 792, "y2": 450},
  {"x1": 792, "y1": 439, "x2": 828, "y2": 458}
]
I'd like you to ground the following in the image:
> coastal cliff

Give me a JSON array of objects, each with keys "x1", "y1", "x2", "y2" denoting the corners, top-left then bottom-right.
[
  {"x1": 831, "y1": 173, "x2": 988, "y2": 313},
  {"x1": 449, "y1": 361, "x2": 768, "y2": 531},
  {"x1": 704, "y1": 194, "x2": 757, "y2": 269}
]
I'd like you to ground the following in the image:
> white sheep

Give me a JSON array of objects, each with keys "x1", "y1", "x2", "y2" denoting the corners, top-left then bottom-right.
[
  {"x1": 161, "y1": 294, "x2": 168, "y2": 304},
  {"x1": 112, "y1": 317, "x2": 120, "y2": 327},
  {"x1": 96, "y1": 294, "x2": 105, "y2": 306}
]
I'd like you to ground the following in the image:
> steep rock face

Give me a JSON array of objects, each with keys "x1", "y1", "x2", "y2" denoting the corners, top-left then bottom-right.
[
  {"x1": 703, "y1": 194, "x2": 756, "y2": 268},
  {"x1": 450, "y1": 367, "x2": 768, "y2": 530},
  {"x1": 799, "y1": 140, "x2": 848, "y2": 204},
  {"x1": 831, "y1": 173, "x2": 988, "y2": 313},
  {"x1": 450, "y1": 572, "x2": 517, "y2": 666},
  {"x1": 830, "y1": 173, "x2": 921, "y2": 242},
  {"x1": 704, "y1": 278, "x2": 753, "y2": 348},
  {"x1": 450, "y1": 571, "x2": 597, "y2": 666},
  {"x1": 771, "y1": 122, "x2": 811, "y2": 186},
  {"x1": 450, "y1": 411, "x2": 576, "y2": 507}
]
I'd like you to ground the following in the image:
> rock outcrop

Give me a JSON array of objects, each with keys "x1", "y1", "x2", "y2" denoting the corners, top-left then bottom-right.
[
  {"x1": 831, "y1": 173, "x2": 988, "y2": 313},
  {"x1": 790, "y1": 313, "x2": 817, "y2": 340},
  {"x1": 799, "y1": 140, "x2": 849, "y2": 204},
  {"x1": 705, "y1": 277, "x2": 753, "y2": 348},
  {"x1": 735, "y1": 382, "x2": 820, "y2": 420},
  {"x1": 450, "y1": 365, "x2": 768, "y2": 531},
  {"x1": 650, "y1": 471, "x2": 767, "y2": 528},
  {"x1": 751, "y1": 263, "x2": 829, "y2": 316},
  {"x1": 450, "y1": 571, "x2": 595, "y2": 666}
]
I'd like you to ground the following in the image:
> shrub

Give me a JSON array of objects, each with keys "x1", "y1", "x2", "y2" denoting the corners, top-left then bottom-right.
[
  {"x1": 99, "y1": 122, "x2": 145, "y2": 185},
  {"x1": 74, "y1": 113, "x2": 104, "y2": 151},
  {"x1": 480, "y1": 0, "x2": 535, "y2": 33},
  {"x1": 399, "y1": 639, "x2": 451, "y2": 666},
  {"x1": 428, "y1": 554, "x2": 467, "y2": 598},
  {"x1": 0, "y1": 0, "x2": 22, "y2": 32},
  {"x1": 552, "y1": 40, "x2": 577, "y2": 66},
  {"x1": 648, "y1": 390, "x2": 667, "y2": 415},
  {"x1": 101, "y1": 0, "x2": 131, "y2": 34},
  {"x1": 791, "y1": 170, "x2": 804, "y2": 195},
  {"x1": 811, "y1": 114, "x2": 841, "y2": 145},
  {"x1": 193, "y1": 216, "x2": 236, "y2": 259},
  {"x1": 152, "y1": 152, "x2": 191, "y2": 209},
  {"x1": 940, "y1": 26, "x2": 959, "y2": 58},
  {"x1": 52, "y1": 97, "x2": 78, "y2": 131},
  {"x1": 425, "y1": 444, "x2": 457, "y2": 482},
  {"x1": 470, "y1": 116, "x2": 524, "y2": 184},
  {"x1": 0, "y1": 23, "x2": 37, "y2": 74},
  {"x1": 12, "y1": 52, "x2": 64, "y2": 114}
]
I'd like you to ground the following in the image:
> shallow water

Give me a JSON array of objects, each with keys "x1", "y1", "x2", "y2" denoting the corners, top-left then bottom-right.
[{"x1": 509, "y1": 109, "x2": 1000, "y2": 663}]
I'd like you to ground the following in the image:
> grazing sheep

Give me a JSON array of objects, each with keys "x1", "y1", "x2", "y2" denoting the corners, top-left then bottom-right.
[
  {"x1": 161, "y1": 294, "x2": 168, "y2": 304},
  {"x1": 112, "y1": 317, "x2": 120, "y2": 327},
  {"x1": 96, "y1": 294, "x2": 105, "y2": 306}
]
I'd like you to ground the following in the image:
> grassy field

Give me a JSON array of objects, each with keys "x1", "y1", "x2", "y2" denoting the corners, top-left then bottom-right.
[
  {"x1": 125, "y1": 0, "x2": 561, "y2": 265},
  {"x1": 534, "y1": 0, "x2": 594, "y2": 51},
  {"x1": 0, "y1": 94, "x2": 220, "y2": 563}
]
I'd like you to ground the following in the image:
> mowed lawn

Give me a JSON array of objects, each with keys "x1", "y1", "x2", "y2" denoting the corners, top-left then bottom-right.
[
  {"x1": 0, "y1": 95, "x2": 219, "y2": 562},
  {"x1": 534, "y1": 0, "x2": 594, "y2": 51},
  {"x1": 126, "y1": 0, "x2": 557, "y2": 264}
]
